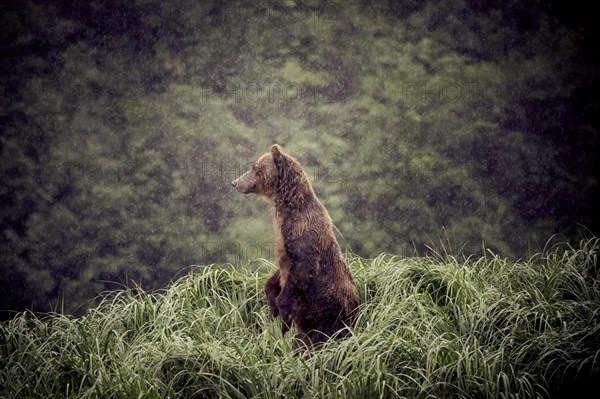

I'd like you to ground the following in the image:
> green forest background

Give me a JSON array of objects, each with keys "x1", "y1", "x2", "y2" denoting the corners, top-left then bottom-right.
[{"x1": 1, "y1": 0, "x2": 598, "y2": 317}]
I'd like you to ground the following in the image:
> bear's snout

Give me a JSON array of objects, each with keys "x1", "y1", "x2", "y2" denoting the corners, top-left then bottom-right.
[
  {"x1": 231, "y1": 178, "x2": 243, "y2": 192},
  {"x1": 232, "y1": 177, "x2": 253, "y2": 194}
]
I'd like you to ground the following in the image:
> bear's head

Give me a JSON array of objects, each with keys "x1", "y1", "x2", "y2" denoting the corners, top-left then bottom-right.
[
  {"x1": 232, "y1": 144, "x2": 312, "y2": 206},
  {"x1": 231, "y1": 144, "x2": 282, "y2": 197}
]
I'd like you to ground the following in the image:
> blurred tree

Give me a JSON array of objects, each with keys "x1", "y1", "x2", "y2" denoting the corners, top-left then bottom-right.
[{"x1": 1, "y1": 0, "x2": 597, "y2": 316}]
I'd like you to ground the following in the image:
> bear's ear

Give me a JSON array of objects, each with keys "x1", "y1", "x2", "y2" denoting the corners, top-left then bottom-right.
[
  {"x1": 271, "y1": 144, "x2": 281, "y2": 160},
  {"x1": 271, "y1": 144, "x2": 285, "y2": 174}
]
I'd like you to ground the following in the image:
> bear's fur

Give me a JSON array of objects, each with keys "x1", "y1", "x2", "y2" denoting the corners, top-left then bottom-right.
[{"x1": 232, "y1": 144, "x2": 359, "y2": 347}]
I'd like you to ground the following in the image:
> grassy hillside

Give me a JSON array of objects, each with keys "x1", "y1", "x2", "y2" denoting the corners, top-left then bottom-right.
[{"x1": 1, "y1": 239, "x2": 599, "y2": 398}]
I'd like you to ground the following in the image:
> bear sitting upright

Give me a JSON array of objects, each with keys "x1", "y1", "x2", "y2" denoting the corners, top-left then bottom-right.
[{"x1": 232, "y1": 144, "x2": 359, "y2": 348}]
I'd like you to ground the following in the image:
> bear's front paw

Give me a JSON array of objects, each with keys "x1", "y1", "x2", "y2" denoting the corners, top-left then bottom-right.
[
  {"x1": 277, "y1": 300, "x2": 292, "y2": 335},
  {"x1": 269, "y1": 305, "x2": 280, "y2": 319},
  {"x1": 280, "y1": 312, "x2": 292, "y2": 335}
]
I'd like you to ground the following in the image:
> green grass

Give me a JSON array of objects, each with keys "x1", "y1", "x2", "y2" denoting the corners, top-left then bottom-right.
[{"x1": 1, "y1": 239, "x2": 599, "y2": 398}]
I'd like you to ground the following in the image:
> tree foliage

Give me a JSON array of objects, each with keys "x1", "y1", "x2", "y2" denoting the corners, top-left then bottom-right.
[{"x1": 1, "y1": 0, "x2": 598, "y2": 315}]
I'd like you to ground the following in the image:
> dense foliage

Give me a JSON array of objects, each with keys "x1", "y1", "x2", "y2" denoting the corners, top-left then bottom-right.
[
  {"x1": 1, "y1": 0, "x2": 598, "y2": 314},
  {"x1": 1, "y1": 239, "x2": 598, "y2": 398}
]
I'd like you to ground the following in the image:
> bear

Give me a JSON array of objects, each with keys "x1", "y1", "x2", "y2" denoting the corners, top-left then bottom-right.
[{"x1": 232, "y1": 144, "x2": 359, "y2": 348}]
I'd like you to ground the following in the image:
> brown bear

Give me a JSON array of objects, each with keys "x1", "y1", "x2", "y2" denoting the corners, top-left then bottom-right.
[{"x1": 232, "y1": 144, "x2": 359, "y2": 348}]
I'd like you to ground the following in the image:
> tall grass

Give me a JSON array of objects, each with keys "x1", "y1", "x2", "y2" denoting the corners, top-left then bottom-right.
[{"x1": 1, "y1": 239, "x2": 598, "y2": 398}]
